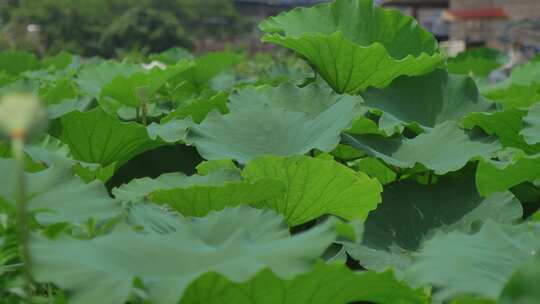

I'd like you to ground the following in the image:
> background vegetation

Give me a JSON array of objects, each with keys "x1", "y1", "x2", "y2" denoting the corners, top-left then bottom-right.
[{"x1": 0, "y1": 0, "x2": 245, "y2": 57}]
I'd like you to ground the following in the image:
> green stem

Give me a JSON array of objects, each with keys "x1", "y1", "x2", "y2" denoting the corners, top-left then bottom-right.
[
  {"x1": 12, "y1": 136, "x2": 33, "y2": 303},
  {"x1": 139, "y1": 98, "x2": 147, "y2": 126},
  {"x1": 47, "y1": 283, "x2": 53, "y2": 303}
]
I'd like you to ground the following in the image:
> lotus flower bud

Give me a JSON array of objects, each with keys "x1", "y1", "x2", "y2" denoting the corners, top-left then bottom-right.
[{"x1": 0, "y1": 93, "x2": 47, "y2": 140}]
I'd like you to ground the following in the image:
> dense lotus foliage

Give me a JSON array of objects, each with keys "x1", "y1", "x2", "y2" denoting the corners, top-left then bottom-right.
[{"x1": 0, "y1": 0, "x2": 539, "y2": 303}]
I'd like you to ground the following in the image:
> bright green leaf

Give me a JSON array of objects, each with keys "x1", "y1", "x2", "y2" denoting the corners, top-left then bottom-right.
[
  {"x1": 58, "y1": 107, "x2": 163, "y2": 166},
  {"x1": 476, "y1": 149, "x2": 540, "y2": 196},
  {"x1": 76, "y1": 61, "x2": 141, "y2": 98},
  {"x1": 356, "y1": 157, "x2": 397, "y2": 185},
  {"x1": 101, "y1": 63, "x2": 189, "y2": 107},
  {"x1": 243, "y1": 156, "x2": 382, "y2": 226},
  {"x1": 521, "y1": 102, "x2": 540, "y2": 145},
  {"x1": 114, "y1": 169, "x2": 286, "y2": 217},
  {"x1": 181, "y1": 262, "x2": 428, "y2": 304},
  {"x1": 146, "y1": 118, "x2": 193, "y2": 143},
  {"x1": 344, "y1": 121, "x2": 501, "y2": 174},
  {"x1": 259, "y1": 0, "x2": 443, "y2": 93},
  {"x1": 229, "y1": 82, "x2": 362, "y2": 117},
  {"x1": 187, "y1": 99, "x2": 357, "y2": 163},
  {"x1": 0, "y1": 50, "x2": 40, "y2": 76},
  {"x1": 40, "y1": 78, "x2": 78, "y2": 105},
  {"x1": 362, "y1": 69, "x2": 493, "y2": 130},
  {"x1": 448, "y1": 48, "x2": 508, "y2": 77},
  {"x1": 174, "y1": 52, "x2": 242, "y2": 93},
  {"x1": 195, "y1": 159, "x2": 239, "y2": 175},
  {"x1": 482, "y1": 82, "x2": 540, "y2": 109},
  {"x1": 463, "y1": 108, "x2": 540, "y2": 154},
  {"x1": 161, "y1": 91, "x2": 228, "y2": 123}
]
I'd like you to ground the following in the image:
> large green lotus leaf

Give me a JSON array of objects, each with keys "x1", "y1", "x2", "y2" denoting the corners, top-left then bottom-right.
[
  {"x1": 125, "y1": 203, "x2": 187, "y2": 234},
  {"x1": 76, "y1": 60, "x2": 142, "y2": 98},
  {"x1": 23, "y1": 135, "x2": 72, "y2": 167},
  {"x1": 482, "y1": 82, "x2": 540, "y2": 109},
  {"x1": 406, "y1": 221, "x2": 540, "y2": 302},
  {"x1": 463, "y1": 108, "x2": 540, "y2": 154},
  {"x1": 39, "y1": 77, "x2": 78, "y2": 105},
  {"x1": 37, "y1": 76, "x2": 89, "y2": 119},
  {"x1": 259, "y1": 0, "x2": 443, "y2": 93},
  {"x1": 41, "y1": 51, "x2": 74, "y2": 71},
  {"x1": 31, "y1": 206, "x2": 337, "y2": 304},
  {"x1": 229, "y1": 82, "x2": 362, "y2": 117},
  {"x1": 23, "y1": 135, "x2": 115, "y2": 183},
  {"x1": 195, "y1": 159, "x2": 239, "y2": 175},
  {"x1": 147, "y1": 118, "x2": 193, "y2": 143},
  {"x1": 186, "y1": 99, "x2": 357, "y2": 163},
  {"x1": 362, "y1": 69, "x2": 493, "y2": 131},
  {"x1": 101, "y1": 63, "x2": 190, "y2": 107},
  {"x1": 150, "y1": 180, "x2": 286, "y2": 217},
  {"x1": 346, "y1": 111, "x2": 392, "y2": 136},
  {"x1": 482, "y1": 60, "x2": 540, "y2": 108},
  {"x1": 521, "y1": 102, "x2": 540, "y2": 145},
  {"x1": 113, "y1": 169, "x2": 286, "y2": 217},
  {"x1": 181, "y1": 262, "x2": 428, "y2": 304},
  {"x1": 242, "y1": 156, "x2": 382, "y2": 226},
  {"x1": 448, "y1": 48, "x2": 508, "y2": 77},
  {"x1": 46, "y1": 96, "x2": 94, "y2": 120},
  {"x1": 356, "y1": 157, "x2": 397, "y2": 185},
  {"x1": 149, "y1": 47, "x2": 193, "y2": 65},
  {"x1": 476, "y1": 149, "x2": 540, "y2": 196},
  {"x1": 342, "y1": 176, "x2": 522, "y2": 274},
  {"x1": 499, "y1": 252, "x2": 540, "y2": 304},
  {"x1": 174, "y1": 52, "x2": 242, "y2": 93},
  {"x1": 112, "y1": 172, "x2": 190, "y2": 203},
  {"x1": 58, "y1": 107, "x2": 163, "y2": 167},
  {"x1": 0, "y1": 158, "x2": 120, "y2": 224},
  {"x1": 344, "y1": 121, "x2": 501, "y2": 174},
  {"x1": 0, "y1": 50, "x2": 40, "y2": 76},
  {"x1": 505, "y1": 59, "x2": 540, "y2": 86},
  {"x1": 161, "y1": 92, "x2": 229, "y2": 124}
]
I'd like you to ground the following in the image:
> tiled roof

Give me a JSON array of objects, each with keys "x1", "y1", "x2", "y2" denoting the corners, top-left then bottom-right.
[{"x1": 445, "y1": 7, "x2": 507, "y2": 20}]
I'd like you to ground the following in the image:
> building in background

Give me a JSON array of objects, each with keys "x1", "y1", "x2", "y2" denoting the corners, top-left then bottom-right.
[
  {"x1": 447, "y1": 0, "x2": 540, "y2": 59},
  {"x1": 382, "y1": 0, "x2": 540, "y2": 60}
]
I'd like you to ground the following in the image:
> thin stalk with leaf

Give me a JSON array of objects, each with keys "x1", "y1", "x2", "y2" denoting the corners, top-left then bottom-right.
[{"x1": 0, "y1": 94, "x2": 47, "y2": 303}]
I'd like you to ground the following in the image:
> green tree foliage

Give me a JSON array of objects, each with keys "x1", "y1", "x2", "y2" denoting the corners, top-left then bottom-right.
[{"x1": 2, "y1": 0, "x2": 244, "y2": 57}]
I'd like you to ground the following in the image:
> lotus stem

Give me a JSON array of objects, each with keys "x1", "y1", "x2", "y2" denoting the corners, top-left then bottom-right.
[
  {"x1": 141, "y1": 98, "x2": 148, "y2": 126},
  {"x1": 11, "y1": 134, "x2": 33, "y2": 303},
  {"x1": 136, "y1": 86, "x2": 150, "y2": 126}
]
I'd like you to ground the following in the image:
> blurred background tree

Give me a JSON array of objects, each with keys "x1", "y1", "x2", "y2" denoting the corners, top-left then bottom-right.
[{"x1": 0, "y1": 0, "x2": 245, "y2": 57}]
